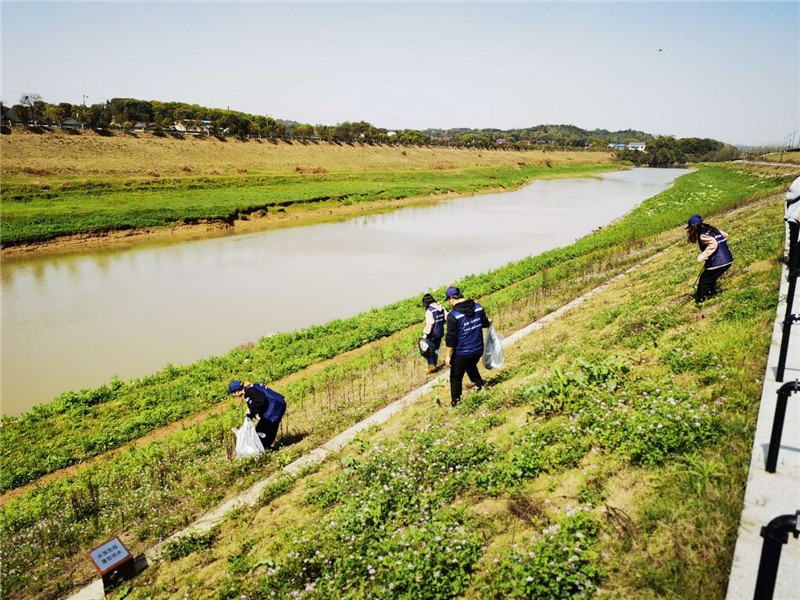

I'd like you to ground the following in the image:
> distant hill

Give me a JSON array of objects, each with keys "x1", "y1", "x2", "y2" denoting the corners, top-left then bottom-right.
[
  {"x1": 423, "y1": 124, "x2": 653, "y2": 147},
  {"x1": 3, "y1": 95, "x2": 653, "y2": 148}
]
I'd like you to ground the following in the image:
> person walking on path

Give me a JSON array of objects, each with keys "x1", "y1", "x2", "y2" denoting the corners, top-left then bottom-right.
[
  {"x1": 421, "y1": 292, "x2": 447, "y2": 373},
  {"x1": 443, "y1": 286, "x2": 490, "y2": 406},
  {"x1": 228, "y1": 380, "x2": 286, "y2": 450},
  {"x1": 686, "y1": 214, "x2": 734, "y2": 304}
]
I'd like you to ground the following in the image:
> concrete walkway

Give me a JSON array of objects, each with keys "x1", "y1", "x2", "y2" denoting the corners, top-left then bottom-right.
[{"x1": 726, "y1": 238, "x2": 800, "y2": 600}]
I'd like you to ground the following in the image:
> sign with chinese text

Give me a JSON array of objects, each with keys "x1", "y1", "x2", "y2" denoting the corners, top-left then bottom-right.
[{"x1": 87, "y1": 537, "x2": 132, "y2": 575}]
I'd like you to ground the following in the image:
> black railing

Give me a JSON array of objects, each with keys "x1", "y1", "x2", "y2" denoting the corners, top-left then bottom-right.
[
  {"x1": 765, "y1": 380, "x2": 800, "y2": 473},
  {"x1": 753, "y1": 511, "x2": 799, "y2": 600}
]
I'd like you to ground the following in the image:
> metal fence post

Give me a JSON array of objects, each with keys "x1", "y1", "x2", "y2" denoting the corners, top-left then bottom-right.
[
  {"x1": 776, "y1": 223, "x2": 799, "y2": 382},
  {"x1": 765, "y1": 380, "x2": 800, "y2": 473},
  {"x1": 776, "y1": 313, "x2": 800, "y2": 382},
  {"x1": 753, "y1": 511, "x2": 799, "y2": 600}
]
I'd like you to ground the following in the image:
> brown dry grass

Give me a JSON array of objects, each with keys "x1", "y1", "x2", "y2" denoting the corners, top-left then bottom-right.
[
  {"x1": 0, "y1": 128, "x2": 612, "y2": 184},
  {"x1": 759, "y1": 150, "x2": 800, "y2": 165}
]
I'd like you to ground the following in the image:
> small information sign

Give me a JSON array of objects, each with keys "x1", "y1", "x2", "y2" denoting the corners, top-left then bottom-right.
[
  {"x1": 88, "y1": 537, "x2": 131, "y2": 574},
  {"x1": 87, "y1": 536, "x2": 135, "y2": 591}
]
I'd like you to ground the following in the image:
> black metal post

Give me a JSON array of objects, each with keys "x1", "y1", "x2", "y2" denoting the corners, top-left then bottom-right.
[
  {"x1": 776, "y1": 312, "x2": 800, "y2": 382},
  {"x1": 753, "y1": 511, "x2": 800, "y2": 600},
  {"x1": 765, "y1": 380, "x2": 800, "y2": 473}
]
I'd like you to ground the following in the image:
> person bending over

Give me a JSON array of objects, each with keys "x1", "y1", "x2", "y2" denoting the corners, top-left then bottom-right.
[
  {"x1": 686, "y1": 214, "x2": 733, "y2": 304},
  {"x1": 228, "y1": 379, "x2": 286, "y2": 450}
]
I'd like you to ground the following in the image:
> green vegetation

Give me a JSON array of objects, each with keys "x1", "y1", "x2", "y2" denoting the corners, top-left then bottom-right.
[
  {"x1": 2, "y1": 164, "x2": 785, "y2": 492},
  {"x1": 0, "y1": 163, "x2": 791, "y2": 599},
  {"x1": 4, "y1": 95, "x2": 654, "y2": 147},
  {"x1": 616, "y1": 136, "x2": 740, "y2": 166},
  {"x1": 0, "y1": 162, "x2": 615, "y2": 246}
]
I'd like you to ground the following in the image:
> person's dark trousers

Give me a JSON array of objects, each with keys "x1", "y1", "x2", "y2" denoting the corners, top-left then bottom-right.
[
  {"x1": 426, "y1": 336, "x2": 442, "y2": 367},
  {"x1": 788, "y1": 222, "x2": 799, "y2": 276},
  {"x1": 695, "y1": 264, "x2": 731, "y2": 303},
  {"x1": 450, "y1": 352, "x2": 484, "y2": 405},
  {"x1": 255, "y1": 417, "x2": 281, "y2": 449}
]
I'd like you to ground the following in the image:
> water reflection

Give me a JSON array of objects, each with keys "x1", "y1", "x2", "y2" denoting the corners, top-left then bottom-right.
[{"x1": 1, "y1": 168, "x2": 690, "y2": 416}]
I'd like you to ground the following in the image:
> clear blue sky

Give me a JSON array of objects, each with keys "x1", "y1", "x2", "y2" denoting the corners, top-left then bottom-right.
[{"x1": 2, "y1": 1, "x2": 798, "y2": 147}]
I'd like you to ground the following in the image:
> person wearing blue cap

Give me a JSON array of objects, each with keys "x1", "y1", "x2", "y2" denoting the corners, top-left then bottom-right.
[
  {"x1": 228, "y1": 379, "x2": 286, "y2": 450},
  {"x1": 686, "y1": 214, "x2": 734, "y2": 304},
  {"x1": 443, "y1": 286, "x2": 491, "y2": 406}
]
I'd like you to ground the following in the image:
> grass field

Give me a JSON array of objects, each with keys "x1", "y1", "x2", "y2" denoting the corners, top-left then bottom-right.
[
  {"x1": 758, "y1": 149, "x2": 800, "y2": 165},
  {"x1": 0, "y1": 163, "x2": 793, "y2": 599},
  {"x1": 125, "y1": 183, "x2": 784, "y2": 600},
  {"x1": 0, "y1": 128, "x2": 611, "y2": 184}
]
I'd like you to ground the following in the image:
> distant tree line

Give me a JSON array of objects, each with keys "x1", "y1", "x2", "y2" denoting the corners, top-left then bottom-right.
[
  {"x1": 0, "y1": 94, "x2": 734, "y2": 160},
  {"x1": 615, "y1": 136, "x2": 740, "y2": 166}
]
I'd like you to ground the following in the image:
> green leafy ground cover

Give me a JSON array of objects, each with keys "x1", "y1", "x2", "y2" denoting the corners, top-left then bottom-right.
[
  {"x1": 0, "y1": 163, "x2": 791, "y2": 598},
  {"x1": 1, "y1": 162, "x2": 614, "y2": 246},
  {"x1": 116, "y1": 182, "x2": 783, "y2": 599},
  {"x1": 1, "y1": 164, "x2": 786, "y2": 494}
]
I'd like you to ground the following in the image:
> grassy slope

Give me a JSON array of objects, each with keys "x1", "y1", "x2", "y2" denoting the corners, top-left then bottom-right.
[
  {"x1": 129, "y1": 192, "x2": 784, "y2": 600},
  {"x1": 2, "y1": 165, "x2": 785, "y2": 494},
  {"x1": 0, "y1": 164, "x2": 792, "y2": 599},
  {"x1": 0, "y1": 129, "x2": 613, "y2": 246}
]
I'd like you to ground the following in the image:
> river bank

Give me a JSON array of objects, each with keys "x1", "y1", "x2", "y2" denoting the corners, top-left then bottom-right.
[
  {"x1": 1, "y1": 167, "x2": 687, "y2": 416},
  {"x1": 0, "y1": 191, "x2": 456, "y2": 256},
  {"x1": 1, "y1": 163, "x2": 792, "y2": 600},
  {"x1": 1, "y1": 128, "x2": 615, "y2": 251}
]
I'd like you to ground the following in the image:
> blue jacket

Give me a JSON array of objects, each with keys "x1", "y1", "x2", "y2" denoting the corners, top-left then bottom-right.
[
  {"x1": 245, "y1": 383, "x2": 286, "y2": 422},
  {"x1": 698, "y1": 232, "x2": 733, "y2": 269},
  {"x1": 446, "y1": 300, "x2": 490, "y2": 356},
  {"x1": 426, "y1": 304, "x2": 446, "y2": 340}
]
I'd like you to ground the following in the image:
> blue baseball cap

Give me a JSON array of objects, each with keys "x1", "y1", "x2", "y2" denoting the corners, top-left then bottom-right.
[
  {"x1": 445, "y1": 286, "x2": 462, "y2": 299},
  {"x1": 228, "y1": 380, "x2": 244, "y2": 394},
  {"x1": 686, "y1": 215, "x2": 703, "y2": 228}
]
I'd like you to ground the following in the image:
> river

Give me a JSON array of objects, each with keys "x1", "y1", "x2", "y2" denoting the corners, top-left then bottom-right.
[{"x1": 0, "y1": 167, "x2": 690, "y2": 416}]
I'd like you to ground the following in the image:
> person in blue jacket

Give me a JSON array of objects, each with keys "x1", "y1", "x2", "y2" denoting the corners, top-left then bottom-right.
[
  {"x1": 443, "y1": 286, "x2": 490, "y2": 406},
  {"x1": 228, "y1": 380, "x2": 286, "y2": 450},
  {"x1": 686, "y1": 214, "x2": 734, "y2": 304},
  {"x1": 421, "y1": 292, "x2": 447, "y2": 373}
]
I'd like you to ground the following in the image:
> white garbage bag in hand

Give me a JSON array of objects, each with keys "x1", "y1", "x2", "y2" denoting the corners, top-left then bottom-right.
[
  {"x1": 232, "y1": 416, "x2": 264, "y2": 458},
  {"x1": 483, "y1": 324, "x2": 505, "y2": 370}
]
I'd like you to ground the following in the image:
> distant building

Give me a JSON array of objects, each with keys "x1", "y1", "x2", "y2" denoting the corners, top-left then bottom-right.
[
  {"x1": 609, "y1": 143, "x2": 626, "y2": 150},
  {"x1": 60, "y1": 117, "x2": 83, "y2": 129},
  {"x1": 496, "y1": 138, "x2": 507, "y2": 144},
  {"x1": 627, "y1": 142, "x2": 646, "y2": 151},
  {"x1": 134, "y1": 122, "x2": 159, "y2": 132}
]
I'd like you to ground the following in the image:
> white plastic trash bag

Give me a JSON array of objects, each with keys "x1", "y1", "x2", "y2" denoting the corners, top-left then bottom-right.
[
  {"x1": 232, "y1": 416, "x2": 264, "y2": 458},
  {"x1": 483, "y1": 324, "x2": 505, "y2": 370}
]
